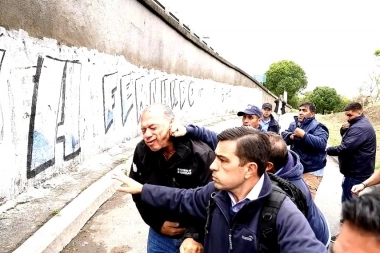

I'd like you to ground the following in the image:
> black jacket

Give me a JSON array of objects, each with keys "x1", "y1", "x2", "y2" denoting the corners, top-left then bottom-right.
[
  {"x1": 129, "y1": 136, "x2": 215, "y2": 239},
  {"x1": 326, "y1": 114, "x2": 376, "y2": 178},
  {"x1": 265, "y1": 114, "x2": 280, "y2": 134},
  {"x1": 274, "y1": 99, "x2": 286, "y2": 114}
]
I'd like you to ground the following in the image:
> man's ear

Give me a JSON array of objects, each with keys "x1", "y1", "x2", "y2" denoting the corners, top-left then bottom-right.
[
  {"x1": 266, "y1": 162, "x2": 275, "y2": 173},
  {"x1": 245, "y1": 163, "x2": 258, "y2": 178}
]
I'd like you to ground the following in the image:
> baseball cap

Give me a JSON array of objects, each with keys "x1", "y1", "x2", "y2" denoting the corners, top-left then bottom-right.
[
  {"x1": 237, "y1": 104, "x2": 262, "y2": 118},
  {"x1": 262, "y1": 103, "x2": 272, "y2": 110}
]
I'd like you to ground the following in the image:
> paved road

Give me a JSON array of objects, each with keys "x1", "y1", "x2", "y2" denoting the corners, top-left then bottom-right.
[{"x1": 63, "y1": 114, "x2": 342, "y2": 253}]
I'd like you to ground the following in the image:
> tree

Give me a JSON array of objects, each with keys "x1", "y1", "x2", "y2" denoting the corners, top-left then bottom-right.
[
  {"x1": 333, "y1": 96, "x2": 351, "y2": 112},
  {"x1": 308, "y1": 86, "x2": 342, "y2": 114},
  {"x1": 298, "y1": 91, "x2": 313, "y2": 104},
  {"x1": 264, "y1": 60, "x2": 308, "y2": 107},
  {"x1": 357, "y1": 49, "x2": 380, "y2": 104}
]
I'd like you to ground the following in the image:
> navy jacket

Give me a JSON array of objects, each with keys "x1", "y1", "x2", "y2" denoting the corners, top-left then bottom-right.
[
  {"x1": 141, "y1": 173, "x2": 327, "y2": 253},
  {"x1": 261, "y1": 114, "x2": 280, "y2": 134},
  {"x1": 326, "y1": 114, "x2": 376, "y2": 178},
  {"x1": 281, "y1": 116, "x2": 329, "y2": 173},
  {"x1": 278, "y1": 150, "x2": 329, "y2": 245},
  {"x1": 186, "y1": 125, "x2": 329, "y2": 245}
]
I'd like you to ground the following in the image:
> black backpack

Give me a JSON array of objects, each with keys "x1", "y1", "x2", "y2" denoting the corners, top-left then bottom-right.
[{"x1": 204, "y1": 173, "x2": 308, "y2": 253}]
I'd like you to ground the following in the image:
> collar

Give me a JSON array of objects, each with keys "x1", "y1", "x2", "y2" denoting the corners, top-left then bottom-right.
[
  {"x1": 141, "y1": 137, "x2": 191, "y2": 164},
  {"x1": 261, "y1": 118, "x2": 270, "y2": 124},
  {"x1": 348, "y1": 114, "x2": 364, "y2": 125},
  {"x1": 228, "y1": 174, "x2": 265, "y2": 207},
  {"x1": 295, "y1": 116, "x2": 315, "y2": 126}
]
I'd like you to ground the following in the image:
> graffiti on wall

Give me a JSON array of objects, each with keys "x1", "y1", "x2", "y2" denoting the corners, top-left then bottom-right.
[
  {"x1": 103, "y1": 71, "x2": 197, "y2": 133},
  {"x1": 102, "y1": 72, "x2": 118, "y2": 134},
  {"x1": 0, "y1": 49, "x2": 5, "y2": 141},
  {"x1": 0, "y1": 49, "x2": 5, "y2": 72},
  {"x1": 26, "y1": 56, "x2": 81, "y2": 179}
]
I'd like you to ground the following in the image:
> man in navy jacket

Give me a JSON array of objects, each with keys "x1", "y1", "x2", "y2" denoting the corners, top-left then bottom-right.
[
  {"x1": 113, "y1": 127, "x2": 327, "y2": 253},
  {"x1": 281, "y1": 102, "x2": 329, "y2": 199},
  {"x1": 170, "y1": 123, "x2": 330, "y2": 247},
  {"x1": 265, "y1": 132, "x2": 330, "y2": 247}
]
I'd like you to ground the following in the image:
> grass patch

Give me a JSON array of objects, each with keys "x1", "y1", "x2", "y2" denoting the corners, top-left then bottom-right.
[{"x1": 317, "y1": 104, "x2": 380, "y2": 170}]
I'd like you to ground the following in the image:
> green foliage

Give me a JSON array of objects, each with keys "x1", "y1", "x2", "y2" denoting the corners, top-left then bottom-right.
[
  {"x1": 307, "y1": 86, "x2": 342, "y2": 114},
  {"x1": 287, "y1": 96, "x2": 300, "y2": 108},
  {"x1": 375, "y1": 49, "x2": 380, "y2": 57},
  {"x1": 264, "y1": 60, "x2": 308, "y2": 107},
  {"x1": 333, "y1": 96, "x2": 351, "y2": 112},
  {"x1": 299, "y1": 91, "x2": 313, "y2": 104}
]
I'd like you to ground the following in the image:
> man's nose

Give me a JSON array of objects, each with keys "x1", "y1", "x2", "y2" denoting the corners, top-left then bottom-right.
[
  {"x1": 143, "y1": 129, "x2": 153, "y2": 138},
  {"x1": 209, "y1": 159, "x2": 218, "y2": 171}
]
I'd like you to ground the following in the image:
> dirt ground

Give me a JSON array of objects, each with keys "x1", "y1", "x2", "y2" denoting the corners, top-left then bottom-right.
[{"x1": 318, "y1": 104, "x2": 380, "y2": 169}]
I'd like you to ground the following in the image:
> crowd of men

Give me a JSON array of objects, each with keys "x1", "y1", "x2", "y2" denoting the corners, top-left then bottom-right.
[{"x1": 112, "y1": 99, "x2": 378, "y2": 253}]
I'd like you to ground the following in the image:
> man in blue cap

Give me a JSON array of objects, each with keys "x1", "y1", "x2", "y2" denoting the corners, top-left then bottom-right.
[{"x1": 237, "y1": 104, "x2": 263, "y2": 130}]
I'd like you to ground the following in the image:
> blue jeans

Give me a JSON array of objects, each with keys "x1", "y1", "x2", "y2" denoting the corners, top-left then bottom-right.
[
  {"x1": 341, "y1": 177, "x2": 364, "y2": 203},
  {"x1": 147, "y1": 227, "x2": 183, "y2": 253}
]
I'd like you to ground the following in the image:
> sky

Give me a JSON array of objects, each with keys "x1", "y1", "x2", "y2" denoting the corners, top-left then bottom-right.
[{"x1": 158, "y1": 0, "x2": 380, "y2": 98}]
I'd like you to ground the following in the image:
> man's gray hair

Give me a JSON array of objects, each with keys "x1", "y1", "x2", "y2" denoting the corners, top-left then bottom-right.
[{"x1": 142, "y1": 103, "x2": 175, "y2": 118}]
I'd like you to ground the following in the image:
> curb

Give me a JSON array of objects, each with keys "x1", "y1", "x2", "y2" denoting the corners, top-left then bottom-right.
[
  {"x1": 12, "y1": 113, "x2": 236, "y2": 253},
  {"x1": 13, "y1": 161, "x2": 132, "y2": 253}
]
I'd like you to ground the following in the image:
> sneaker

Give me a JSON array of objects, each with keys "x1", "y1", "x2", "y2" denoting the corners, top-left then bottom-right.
[{"x1": 330, "y1": 234, "x2": 339, "y2": 243}]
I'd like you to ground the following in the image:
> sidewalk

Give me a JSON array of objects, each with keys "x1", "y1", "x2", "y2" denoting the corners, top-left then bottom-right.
[{"x1": 0, "y1": 114, "x2": 237, "y2": 253}]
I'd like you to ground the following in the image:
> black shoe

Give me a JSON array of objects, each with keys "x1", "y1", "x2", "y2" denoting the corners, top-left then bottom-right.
[{"x1": 330, "y1": 234, "x2": 339, "y2": 243}]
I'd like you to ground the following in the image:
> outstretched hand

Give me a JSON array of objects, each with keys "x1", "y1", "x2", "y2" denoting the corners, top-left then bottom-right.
[{"x1": 112, "y1": 172, "x2": 143, "y2": 194}]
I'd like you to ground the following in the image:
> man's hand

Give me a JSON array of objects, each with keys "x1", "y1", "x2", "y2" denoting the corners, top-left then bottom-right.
[
  {"x1": 160, "y1": 221, "x2": 186, "y2": 236},
  {"x1": 293, "y1": 128, "x2": 305, "y2": 138},
  {"x1": 342, "y1": 122, "x2": 350, "y2": 130},
  {"x1": 112, "y1": 172, "x2": 143, "y2": 194},
  {"x1": 180, "y1": 238, "x2": 204, "y2": 253},
  {"x1": 170, "y1": 121, "x2": 187, "y2": 137},
  {"x1": 289, "y1": 134, "x2": 295, "y2": 140},
  {"x1": 351, "y1": 183, "x2": 366, "y2": 196}
]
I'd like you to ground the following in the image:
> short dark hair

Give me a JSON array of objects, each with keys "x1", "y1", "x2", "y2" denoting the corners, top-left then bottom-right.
[
  {"x1": 264, "y1": 132, "x2": 288, "y2": 172},
  {"x1": 344, "y1": 102, "x2": 362, "y2": 112},
  {"x1": 217, "y1": 126, "x2": 270, "y2": 176},
  {"x1": 299, "y1": 102, "x2": 316, "y2": 113},
  {"x1": 342, "y1": 189, "x2": 380, "y2": 237}
]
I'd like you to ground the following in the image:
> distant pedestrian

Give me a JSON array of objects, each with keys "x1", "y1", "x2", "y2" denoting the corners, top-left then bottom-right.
[{"x1": 274, "y1": 95, "x2": 286, "y2": 121}]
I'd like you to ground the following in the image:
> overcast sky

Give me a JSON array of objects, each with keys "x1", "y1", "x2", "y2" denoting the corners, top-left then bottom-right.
[{"x1": 158, "y1": 0, "x2": 380, "y2": 98}]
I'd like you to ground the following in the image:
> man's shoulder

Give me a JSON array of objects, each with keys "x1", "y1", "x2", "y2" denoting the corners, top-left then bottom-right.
[
  {"x1": 187, "y1": 138, "x2": 214, "y2": 154},
  {"x1": 309, "y1": 119, "x2": 328, "y2": 133},
  {"x1": 269, "y1": 115, "x2": 279, "y2": 125}
]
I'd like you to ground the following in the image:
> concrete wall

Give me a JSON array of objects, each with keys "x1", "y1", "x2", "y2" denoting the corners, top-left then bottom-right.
[
  {"x1": 0, "y1": 27, "x2": 264, "y2": 202},
  {"x1": 0, "y1": 0, "x2": 279, "y2": 202}
]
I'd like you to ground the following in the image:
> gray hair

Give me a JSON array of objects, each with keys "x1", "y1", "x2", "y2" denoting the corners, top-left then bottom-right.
[{"x1": 142, "y1": 103, "x2": 175, "y2": 119}]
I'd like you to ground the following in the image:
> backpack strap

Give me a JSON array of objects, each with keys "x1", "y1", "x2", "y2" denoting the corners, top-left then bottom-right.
[
  {"x1": 204, "y1": 190, "x2": 219, "y2": 235},
  {"x1": 268, "y1": 173, "x2": 309, "y2": 217},
  {"x1": 257, "y1": 186, "x2": 286, "y2": 253}
]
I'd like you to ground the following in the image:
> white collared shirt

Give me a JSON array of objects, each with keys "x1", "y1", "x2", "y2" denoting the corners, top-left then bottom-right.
[{"x1": 227, "y1": 175, "x2": 265, "y2": 213}]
